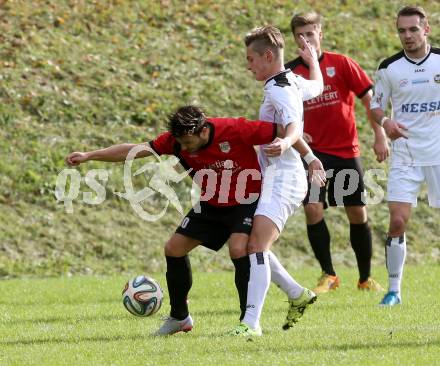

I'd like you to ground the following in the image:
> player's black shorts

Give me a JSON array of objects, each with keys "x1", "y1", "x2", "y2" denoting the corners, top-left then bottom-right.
[
  {"x1": 303, "y1": 150, "x2": 365, "y2": 208},
  {"x1": 175, "y1": 200, "x2": 258, "y2": 251}
]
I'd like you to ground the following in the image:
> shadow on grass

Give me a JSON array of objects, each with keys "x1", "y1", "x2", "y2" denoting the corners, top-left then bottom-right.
[
  {"x1": 2, "y1": 313, "x2": 127, "y2": 326},
  {"x1": 2, "y1": 334, "x2": 440, "y2": 350},
  {"x1": 293, "y1": 339, "x2": 440, "y2": 352},
  {"x1": 1, "y1": 333, "x2": 151, "y2": 347},
  {"x1": 194, "y1": 309, "x2": 238, "y2": 317},
  {"x1": 0, "y1": 298, "x2": 119, "y2": 306},
  {"x1": 3, "y1": 309, "x2": 238, "y2": 326}
]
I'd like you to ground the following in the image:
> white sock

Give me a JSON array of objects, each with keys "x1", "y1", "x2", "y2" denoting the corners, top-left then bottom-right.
[
  {"x1": 242, "y1": 251, "x2": 270, "y2": 329},
  {"x1": 268, "y1": 250, "x2": 304, "y2": 299},
  {"x1": 386, "y1": 234, "x2": 406, "y2": 294}
]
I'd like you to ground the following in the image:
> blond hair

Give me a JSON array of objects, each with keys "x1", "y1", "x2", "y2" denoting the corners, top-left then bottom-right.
[{"x1": 244, "y1": 25, "x2": 284, "y2": 56}]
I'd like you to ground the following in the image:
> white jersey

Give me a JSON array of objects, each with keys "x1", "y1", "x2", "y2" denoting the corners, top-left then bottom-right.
[
  {"x1": 371, "y1": 47, "x2": 440, "y2": 166},
  {"x1": 258, "y1": 69, "x2": 322, "y2": 174}
]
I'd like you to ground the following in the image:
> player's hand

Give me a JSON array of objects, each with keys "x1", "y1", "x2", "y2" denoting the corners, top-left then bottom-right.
[
  {"x1": 373, "y1": 135, "x2": 390, "y2": 163},
  {"x1": 308, "y1": 158, "x2": 326, "y2": 187},
  {"x1": 264, "y1": 137, "x2": 290, "y2": 157},
  {"x1": 383, "y1": 119, "x2": 408, "y2": 140},
  {"x1": 66, "y1": 152, "x2": 89, "y2": 166},
  {"x1": 297, "y1": 35, "x2": 318, "y2": 66},
  {"x1": 303, "y1": 132, "x2": 313, "y2": 144}
]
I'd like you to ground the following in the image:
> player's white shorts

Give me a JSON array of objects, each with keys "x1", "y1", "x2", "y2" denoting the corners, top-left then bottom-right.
[
  {"x1": 387, "y1": 164, "x2": 440, "y2": 208},
  {"x1": 255, "y1": 168, "x2": 308, "y2": 232}
]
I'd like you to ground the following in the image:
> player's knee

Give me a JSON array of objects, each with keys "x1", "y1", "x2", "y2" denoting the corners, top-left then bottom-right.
[
  {"x1": 164, "y1": 239, "x2": 181, "y2": 256},
  {"x1": 246, "y1": 242, "x2": 259, "y2": 254},
  {"x1": 247, "y1": 229, "x2": 277, "y2": 253},
  {"x1": 304, "y1": 203, "x2": 323, "y2": 224},
  {"x1": 346, "y1": 206, "x2": 367, "y2": 224},
  {"x1": 389, "y1": 215, "x2": 407, "y2": 235},
  {"x1": 229, "y1": 245, "x2": 247, "y2": 259},
  {"x1": 247, "y1": 239, "x2": 268, "y2": 254}
]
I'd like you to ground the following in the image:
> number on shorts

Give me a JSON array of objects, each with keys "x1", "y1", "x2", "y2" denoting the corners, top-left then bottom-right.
[{"x1": 181, "y1": 217, "x2": 190, "y2": 229}]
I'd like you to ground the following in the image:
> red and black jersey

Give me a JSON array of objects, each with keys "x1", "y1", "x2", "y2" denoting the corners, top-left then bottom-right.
[
  {"x1": 150, "y1": 117, "x2": 277, "y2": 207},
  {"x1": 286, "y1": 51, "x2": 373, "y2": 158}
]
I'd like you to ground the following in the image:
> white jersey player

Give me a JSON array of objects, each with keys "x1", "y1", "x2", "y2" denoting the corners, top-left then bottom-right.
[
  {"x1": 229, "y1": 25, "x2": 324, "y2": 337},
  {"x1": 372, "y1": 47, "x2": 440, "y2": 168},
  {"x1": 370, "y1": 6, "x2": 440, "y2": 306},
  {"x1": 256, "y1": 69, "x2": 322, "y2": 230}
]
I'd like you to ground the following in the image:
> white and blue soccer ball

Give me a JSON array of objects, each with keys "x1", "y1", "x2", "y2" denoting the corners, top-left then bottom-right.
[{"x1": 122, "y1": 275, "x2": 163, "y2": 317}]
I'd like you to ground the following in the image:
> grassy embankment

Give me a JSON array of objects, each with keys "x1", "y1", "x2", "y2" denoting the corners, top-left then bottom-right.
[{"x1": 1, "y1": 0, "x2": 439, "y2": 277}]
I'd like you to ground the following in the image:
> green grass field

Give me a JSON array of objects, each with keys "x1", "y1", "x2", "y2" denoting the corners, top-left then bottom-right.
[{"x1": 1, "y1": 266, "x2": 439, "y2": 366}]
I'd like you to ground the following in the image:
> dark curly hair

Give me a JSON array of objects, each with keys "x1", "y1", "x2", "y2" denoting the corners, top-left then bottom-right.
[{"x1": 167, "y1": 105, "x2": 207, "y2": 137}]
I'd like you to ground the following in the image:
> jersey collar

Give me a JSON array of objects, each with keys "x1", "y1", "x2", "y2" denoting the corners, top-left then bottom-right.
[
  {"x1": 403, "y1": 45, "x2": 431, "y2": 66},
  {"x1": 264, "y1": 69, "x2": 291, "y2": 85}
]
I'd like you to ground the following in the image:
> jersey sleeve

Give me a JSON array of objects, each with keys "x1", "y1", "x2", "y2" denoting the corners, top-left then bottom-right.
[
  {"x1": 294, "y1": 74, "x2": 323, "y2": 101},
  {"x1": 234, "y1": 117, "x2": 277, "y2": 145},
  {"x1": 343, "y1": 56, "x2": 373, "y2": 98},
  {"x1": 267, "y1": 88, "x2": 302, "y2": 127},
  {"x1": 149, "y1": 132, "x2": 175, "y2": 155},
  {"x1": 370, "y1": 68, "x2": 391, "y2": 112}
]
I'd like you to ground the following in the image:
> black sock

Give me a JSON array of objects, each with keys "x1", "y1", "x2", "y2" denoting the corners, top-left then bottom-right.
[
  {"x1": 166, "y1": 255, "x2": 192, "y2": 320},
  {"x1": 350, "y1": 222, "x2": 372, "y2": 283},
  {"x1": 231, "y1": 256, "x2": 250, "y2": 321},
  {"x1": 307, "y1": 219, "x2": 335, "y2": 276}
]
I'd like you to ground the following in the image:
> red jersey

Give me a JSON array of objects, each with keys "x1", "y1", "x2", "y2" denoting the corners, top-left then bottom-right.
[
  {"x1": 150, "y1": 117, "x2": 276, "y2": 207},
  {"x1": 286, "y1": 51, "x2": 372, "y2": 158}
]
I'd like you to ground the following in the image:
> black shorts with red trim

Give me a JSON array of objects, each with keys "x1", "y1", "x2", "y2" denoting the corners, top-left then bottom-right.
[
  {"x1": 303, "y1": 150, "x2": 365, "y2": 208},
  {"x1": 175, "y1": 200, "x2": 258, "y2": 251}
]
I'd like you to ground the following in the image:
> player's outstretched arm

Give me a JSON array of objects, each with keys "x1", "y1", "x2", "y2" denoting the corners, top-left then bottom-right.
[
  {"x1": 65, "y1": 143, "x2": 152, "y2": 166},
  {"x1": 362, "y1": 91, "x2": 389, "y2": 163}
]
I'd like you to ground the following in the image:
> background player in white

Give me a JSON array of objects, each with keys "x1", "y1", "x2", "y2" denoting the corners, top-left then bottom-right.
[
  {"x1": 230, "y1": 25, "x2": 325, "y2": 336},
  {"x1": 370, "y1": 6, "x2": 440, "y2": 306}
]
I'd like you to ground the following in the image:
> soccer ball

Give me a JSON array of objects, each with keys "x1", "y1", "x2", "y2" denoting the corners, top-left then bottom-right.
[{"x1": 122, "y1": 275, "x2": 163, "y2": 317}]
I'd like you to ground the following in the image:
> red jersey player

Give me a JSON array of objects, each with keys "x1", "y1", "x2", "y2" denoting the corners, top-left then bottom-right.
[
  {"x1": 285, "y1": 12, "x2": 389, "y2": 294},
  {"x1": 66, "y1": 105, "x2": 309, "y2": 336}
]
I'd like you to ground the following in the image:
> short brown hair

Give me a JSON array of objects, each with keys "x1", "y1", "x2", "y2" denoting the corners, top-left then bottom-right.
[
  {"x1": 244, "y1": 25, "x2": 284, "y2": 56},
  {"x1": 290, "y1": 12, "x2": 322, "y2": 34},
  {"x1": 397, "y1": 5, "x2": 428, "y2": 25}
]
